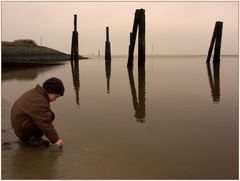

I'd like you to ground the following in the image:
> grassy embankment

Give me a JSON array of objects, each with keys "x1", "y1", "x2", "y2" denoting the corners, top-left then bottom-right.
[{"x1": 2, "y1": 39, "x2": 86, "y2": 66}]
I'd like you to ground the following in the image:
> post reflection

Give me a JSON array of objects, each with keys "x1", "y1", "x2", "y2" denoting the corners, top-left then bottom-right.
[
  {"x1": 206, "y1": 63, "x2": 220, "y2": 103},
  {"x1": 105, "y1": 61, "x2": 111, "y2": 94},
  {"x1": 127, "y1": 67, "x2": 146, "y2": 123},
  {"x1": 70, "y1": 60, "x2": 80, "y2": 105}
]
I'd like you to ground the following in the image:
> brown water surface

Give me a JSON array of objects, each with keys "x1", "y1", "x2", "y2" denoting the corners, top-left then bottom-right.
[{"x1": 2, "y1": 56, "x2": 238, "y2": 179}]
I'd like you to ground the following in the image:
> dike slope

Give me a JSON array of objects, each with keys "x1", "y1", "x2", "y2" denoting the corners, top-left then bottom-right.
[{"x1": 2, "y1": 40, "x2": 86, "y2": 66}]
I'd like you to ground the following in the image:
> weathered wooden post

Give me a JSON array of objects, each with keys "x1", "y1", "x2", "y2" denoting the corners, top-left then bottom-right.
[
  {"x1": 213, "y1": 22, "x2": 223, "y2": 63},
  {"x1": 105, "y1": 27, "x2": 111, "y2": 61},
  {"x1": 128, "y1": 10, "x2": 139, "y2": 67},
  {"x1": 138, "y1": 9, "x2": 145, "y2": 67},
  {"x1": 206, "y1": 21, "x2": 223, "y2": 63},
  {"x1": 206, "y1": 24, "x2": 217, "y2": 63},
  {"x1": 127, "y1": 9, "x2": 145, "y2": 67},
  {"x1": 71, "y1": 14, "x2": 79, "y2": 61},
  {"x1": 128, "y1": 33, "x2": 134, "y2": 67}
]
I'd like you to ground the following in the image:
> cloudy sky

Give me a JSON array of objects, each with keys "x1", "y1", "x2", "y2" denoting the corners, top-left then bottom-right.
[{"x1": 2, "y1": 1, "x2": 238, "y2": 56}]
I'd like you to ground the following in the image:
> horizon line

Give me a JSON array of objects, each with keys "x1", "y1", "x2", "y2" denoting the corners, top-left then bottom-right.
[{"x1": 85, "y1": 54, "x2": 239, "y2": 57}]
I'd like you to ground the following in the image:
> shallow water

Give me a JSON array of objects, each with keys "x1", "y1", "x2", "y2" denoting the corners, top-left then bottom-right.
[{"x1": 2, "y1": 55, "x2": 238, "y2": 179}]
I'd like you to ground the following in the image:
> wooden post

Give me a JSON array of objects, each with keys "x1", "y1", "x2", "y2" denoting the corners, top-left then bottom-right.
[
  {"x1": 128, "y1": 33, "x2": 134, "y2": 67},
  {"x1": 213, "y1": 22, "x2": 223, "y2": 63},
  {"x1": 74, "y1": 14, "x2": 77, "y2": 31},
  {"x1": 105, "y1": 27, "x2": 111, "y2": 61},
  {"x1": 71, "y1": 14, "x2": 79, "y2": 61},
  {"x1": 138, "y1": 9, "x2": 145, "y2": 67},
  {"x1": 206, "y1": 21, "x2": 223, "y2": 63},
  {"x1": 128, "y1": 10, "x2": 139, "y2": 67},
  {"x1": 127, "y1": 9, "x2": 145, "y2": 67},
  {"x1": 206, "y1": 24, "x2": 217, "y2": 63}
]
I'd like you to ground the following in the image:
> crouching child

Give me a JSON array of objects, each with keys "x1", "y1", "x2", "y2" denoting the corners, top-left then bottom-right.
[{"x1": 11, "y1": 77, "x2": 65, "y2": 148}]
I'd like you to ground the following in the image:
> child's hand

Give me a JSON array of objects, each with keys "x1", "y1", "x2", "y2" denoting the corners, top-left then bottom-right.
[{"x1": 55, "y1": 139, "x2": 64, "y2": 148}]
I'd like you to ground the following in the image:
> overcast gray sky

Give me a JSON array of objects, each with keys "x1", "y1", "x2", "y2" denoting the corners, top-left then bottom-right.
[{"x1": 2, "y1": 1, "x2": 238, "y2": 56}]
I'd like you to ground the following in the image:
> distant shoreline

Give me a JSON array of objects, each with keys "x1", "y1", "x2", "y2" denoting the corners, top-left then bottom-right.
[{"x1": 2, "y1": 39, "x2": 88, "y2": 67}]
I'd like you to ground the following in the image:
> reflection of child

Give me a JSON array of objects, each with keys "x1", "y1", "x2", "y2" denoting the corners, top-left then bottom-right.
[{"x1": 11, "y1": 77, "x2": 64, "y2": 147}]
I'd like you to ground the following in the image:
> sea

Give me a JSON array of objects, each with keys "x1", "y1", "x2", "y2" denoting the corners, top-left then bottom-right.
[{"x1": 2, "y1": 55, "x2": 238, "y2": 179}]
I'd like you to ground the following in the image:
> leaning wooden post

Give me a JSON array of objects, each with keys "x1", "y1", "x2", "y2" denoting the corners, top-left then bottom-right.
[
  {"x1": 127, "y1": 9, "x2": 145, "y2": 67},
  {"x1": 206, "y1": 24, "x2": 217, "y2": 63},
  {"x1": 128, "y1": 33, "x2": 134, "y2": 67},
  {"x1": 138, "y1": 9, "x2": 145, "y2": 67},
  {"x1": 71, "y1": 14, "x2": 79, "y2": 61},
  {"x1": 127, "y1": 9, "x2": 140, "y2": 67},
  {"x1": 105, "y1": 27, "x2": 111, "y2": 61},
  {"x1": 206, "y1": 21, "x2": 223, "y2": 63}
]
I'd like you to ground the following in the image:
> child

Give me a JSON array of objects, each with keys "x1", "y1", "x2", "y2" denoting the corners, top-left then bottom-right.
[{"x1": 11, "y1": 77, "x2": 65, "y2": 147}]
